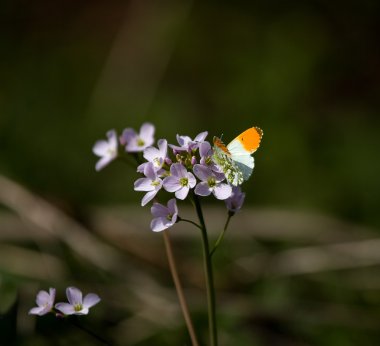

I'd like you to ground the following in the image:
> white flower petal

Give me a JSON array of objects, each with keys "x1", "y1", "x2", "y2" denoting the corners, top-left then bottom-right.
[
  {"x1": 134, "y1": 178, "x2": 155, "y2": 192},
  {"x1": 175, "y1": 186, "x2": 189, "y2": 200},
  {"x1": 66, "y1": 287, "x2": 82, "y2": 306},
  {"x1": 140, "y1": 123, "x2": 155, "y2": 145},
  {"x1": 213, "y1": 183, "x2": 232, "y2": 200},
  {"x1": 187, "y1": 172, "x2": 197, "y2": 188},
  {"x1": 150, "y1": 217, "x2": 166, "y2": 232},
  {"x1": 29, "y1": 306, "x2": 45, "y2": 316},
  {"x1": 95, "y1": 156, "x2": 113, "y2": 172},
  {"x1": 55, "y1": 302, "x2": 76, "y2": 315},
  {"x1": 195, "y1": 182, "x2": 211, "y2": 196},
  {"x1": 194, "y1": 131, "x2": 208, "y2": 142},
  {"x1": 75, "y1": 307, "x2": 89, "y2": 315},
  {"x1": 170, "y1": 163, "x2": 187, "y2": 177},
  {"x1": 83, "y1": 294, "x2": 101, "y2": 309},
  {"x1": 151, "y1": 203, "x2": 169, "y2": 218},
  {"x1": 36, "y1": 290, "x2": 50, "y2": 307},
  {"x1": 141, "y1": 190, "x2": 157, "y2": 206},
  {"x1": 92, "y1": 140, "x2": 109, "y2": 156},
  {"x1": 163, "y1": 176, "x2": 180, "y2": 192},
  {"x1": 143, "y1": 147, "x2": 160, "y2": 162},
  {"x1": 167, "y1": 199, "x2": 178, "y2": 215},
  {"x1": 193, "y1": 164, "x2": 210, "y2": 181}
]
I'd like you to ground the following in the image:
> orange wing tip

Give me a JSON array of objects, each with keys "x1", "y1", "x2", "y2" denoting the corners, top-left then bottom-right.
[{"x1": 237, "y1": 127, "x2": 263, "y2": 153}]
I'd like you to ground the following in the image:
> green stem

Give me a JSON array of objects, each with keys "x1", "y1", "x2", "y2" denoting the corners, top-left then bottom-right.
[
  {"x1": 210, "y1": 213, "x2": 233, "y2": 257},
  {"x1": 192, "y1": 193, "x2": 218, "y2": 346},
  {"x1": 178, "y1": 217, "x2": 202, "y2": 230}
]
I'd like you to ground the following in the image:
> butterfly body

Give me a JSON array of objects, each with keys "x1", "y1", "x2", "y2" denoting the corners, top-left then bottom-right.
[{"x1": 213, "y1": 127, "x2": 263, "y2": 186}]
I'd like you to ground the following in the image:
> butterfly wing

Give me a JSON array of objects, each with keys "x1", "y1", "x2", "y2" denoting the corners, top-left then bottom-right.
[
  {"x1": 213, "y1": 127, "x2": 263, "y2": 186},
  {"x1": 227, "y1": 127, "x2": 263, "y2": 181}
]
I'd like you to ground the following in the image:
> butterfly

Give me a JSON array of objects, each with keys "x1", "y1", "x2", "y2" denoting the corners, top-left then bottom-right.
[{"x1": 212, "y1": 127, "x2": 263, "y2": 186}]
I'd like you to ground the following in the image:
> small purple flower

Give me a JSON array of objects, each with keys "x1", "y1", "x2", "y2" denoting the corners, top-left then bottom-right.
[
  {"x1": 150, "y1": 199, "x2": 178, "y2": 232},
  {"x1": 225, "y1": 186, "x2": 245, "y2": 213},
  {"x1": 199, "y1": 141, "x2": 222, "y2": 173},
  {"x1": 163, "y1": 163, "x2": 196, "y2": 200},
  {"x1": 55, "y1": 287, "x2": 100, "y2": 316},
  {"x1": 93, "y1": 130, "x2": 118, "y2": 171},
  {"x1": 193, "y1": 164, "x2": 232, "y2": 200},
  {"x1": 120, "y1": 122, "x2": 155, "y2": 152},
  {"x1": 169, "y1": 131, "x2": 208, "y2": 152},
  {"x1": 134, "y1": 162, "x2": 163, "y2": 206},
  {"x1": 29, "y1": 288, "x2": 56, "y2": 316},
  {"x1": 137, "y1": 139, "x2": 168, "y2": 173}
]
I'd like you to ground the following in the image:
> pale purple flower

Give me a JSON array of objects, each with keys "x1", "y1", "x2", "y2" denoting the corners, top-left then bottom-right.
[
  {"x1": 120, "y1": 122, "x2": 155, "y2": 152},
  {"x1": 169, "y1": 131, "x2": 208, "y2": 152},
  {"x1": 225, "y1": 186, "x2": 245, "y2": 213},
  {"x1": 134, "y1": 162, "x2": 163, "y2": 206},
  {"x1": 193, "y1": 164, "x2": 232, "y2": 200},
  {"x1": 150, "y1": 199, "x2": 178, "y2": 232},
  {"x1": 93, "y1": 130, "x2": 118, "y2": 171},
  {"x1": 163, "y1": 163, "x2": 196, "y2": 200},
  {"x1": 137, "y1": 139, "x2": 168, "y2": 173},
  {"x1": 29, "y1": 288, "x2": 55, "y2": 316},
  {"x1": 55, "y1": 287, "x2": 100, "y2": 316},
  {"x1": 199, "y1": 141, "x2": 222, "y2": 172}
]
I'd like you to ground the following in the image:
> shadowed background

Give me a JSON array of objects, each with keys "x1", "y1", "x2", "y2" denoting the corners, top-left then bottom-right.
[{"x1": 1, "y1": 0, "x2": 380, "y2": 345}]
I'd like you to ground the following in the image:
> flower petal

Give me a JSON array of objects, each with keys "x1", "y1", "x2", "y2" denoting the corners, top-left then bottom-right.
[
  {"x1": 163, "y1": 176, "x2": 180, "y2": 192},
  {"x1": 55, "y1": 302, "x2": 76, "y2": 315},
  {"x1": 134, "y1": 178, "x2": 155, "y2": 192},
  {"x1": 66, "y1": 287, "x2": 82, "y2": 306},
  {"x1": 95, "y1": 156, "x2": 113, "y2": 172},
  {"x1": 199, "y1": 141, "x2": 212, "y2": 157},
  {"x1": 151, "y1": 203, "x2": 169, "y2": 218},
  {"x1": 106, "y1": 129, "x2": 118, "y2": 147},
  {"x1": 143, "y1": 147, "x2": 160, "y2": 162},
  {"x1": 141, "y1": 190, "x2": 158, "y2": 206},
  {"x1": 158, "y1": 139, "x2": 168, "y2": 157},
  {"x1": 176, "y1": 134, "x2": 192, "y2": 147},
  {"x1": 150, "y1": 216, "x2": 167, "y2": 232},
  {"x1": 193, "y1": 164, "x2": 210, "y2": 181},
  {"x1": 167, "y1": 199, "x2": 178, "y2": 216},
  {"x1": 213, "y1": 183, "x2": 232, "y2": 200},
  {"x1": 29, "y1": 306, "x2": 45, "y2": 316},
  {"x1": 75, "y1": 307, "x2": 89, "y2": 315},
  {"x1": 187, "y1": 172, "x2": 197, "y2": 188},
  {"x1": 120, "y1": 128, "x2": 136, "y2": 146},
  {"x1": 143, "y1": 162, "x2": 157, "y2": 180},
  {"x1": 170, "y1": 163, "x2": 187, "y2": 178},
  {"x1": 92, "y1": 140, "x2": 109, "y2": 156},
  {"x1": 83, "y1": 294, "x2": 101, "y2": 309},
  {"x1": 140, "y1": 123, "x2": 155, "y2": 147},
  {"x1": 36, "y1": 290, "x2": 50, "y2": 306},
  {"x1": 175, "y1": 186, "x2": 189, "y2": 200},
  {"x1": 194, "y1": 131, "x2": 208, "y2": 142},
  {"x1": 195, "y1": 182, "x2": 211, "y2": 196}
]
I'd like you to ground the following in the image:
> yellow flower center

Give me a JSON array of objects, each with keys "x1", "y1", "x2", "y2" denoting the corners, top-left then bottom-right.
[
  {"x1": 179, "y1": 177, "x2": 188, "y2": 187},
  {"x1": 74, "y1": 303, "x2": 83, "y2": 312}
]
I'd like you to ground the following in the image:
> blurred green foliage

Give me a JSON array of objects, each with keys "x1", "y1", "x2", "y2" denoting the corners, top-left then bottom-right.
[
  {"x1": 1, "y1": 0, "x2": 380, "y2": 345},
  {"x1": 1, "y1": 0, "x2": 380, "y2": 225}
]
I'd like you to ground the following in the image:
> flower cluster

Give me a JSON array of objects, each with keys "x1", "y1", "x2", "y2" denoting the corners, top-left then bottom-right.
[
  {"x1": 29, "y1": 287, "x2": 100, "y2": 317},
  {"x1": 93, "y1": 123, "x2": 245, "y2": 232}
]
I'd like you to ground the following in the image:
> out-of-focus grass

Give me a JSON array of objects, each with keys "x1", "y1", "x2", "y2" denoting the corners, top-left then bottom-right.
[
  {"x1": 2, "y1": 176, "x2": 380, "y2": 345},
  {"x1": 1, "y1": 0, "x2": 380, "y2": 345}
]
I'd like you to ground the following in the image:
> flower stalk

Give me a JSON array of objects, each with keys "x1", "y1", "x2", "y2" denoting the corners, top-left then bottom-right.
[
  {"x1": 192, "y1": 192, "x2": 218, "y2": 346},
  {"x1": 210, "y1": 212, "x2": 233, "y2": 257},
  {"x1": 162, "y1": 230, "x2": 199, "y2": 346}
]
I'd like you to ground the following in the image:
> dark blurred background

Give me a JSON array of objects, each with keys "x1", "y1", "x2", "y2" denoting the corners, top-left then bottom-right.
[{"x1": 1, "y1": 0, "x2": 380, "y2": 345}]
